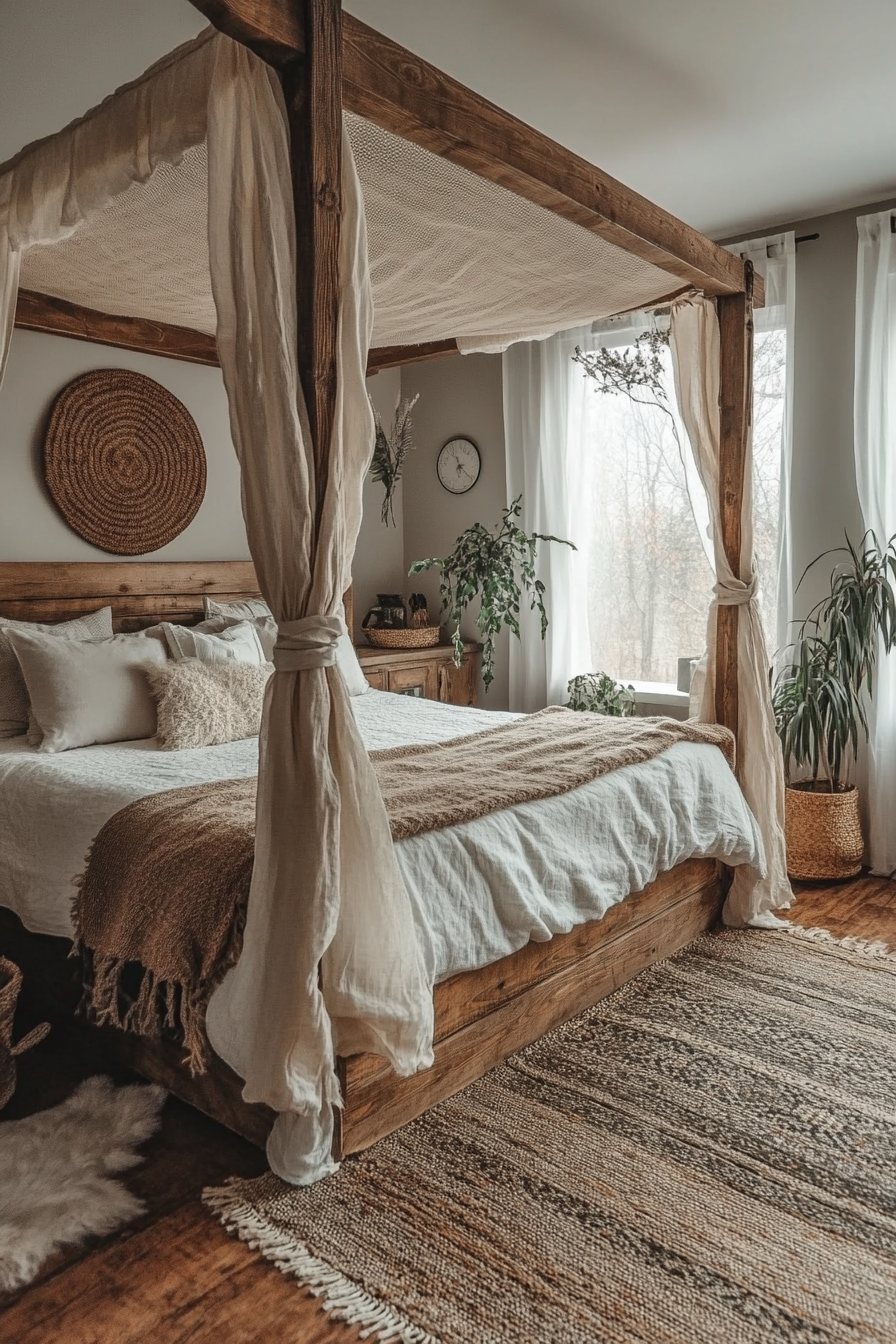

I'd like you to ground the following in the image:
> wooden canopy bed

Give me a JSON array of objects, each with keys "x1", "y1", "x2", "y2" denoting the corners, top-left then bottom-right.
[{"x1": 0, "y1": 1, "x2": 776, "y2": 1176}]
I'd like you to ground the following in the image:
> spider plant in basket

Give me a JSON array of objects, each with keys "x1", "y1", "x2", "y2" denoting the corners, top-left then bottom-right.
[{"x1": 772, "y1": 531, "x2": 896, "y2": 880}]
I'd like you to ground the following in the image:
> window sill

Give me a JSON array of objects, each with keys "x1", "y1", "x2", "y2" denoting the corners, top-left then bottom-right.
[{"x1": 626, "y1": 680, "x2": 690, "y2": 709}]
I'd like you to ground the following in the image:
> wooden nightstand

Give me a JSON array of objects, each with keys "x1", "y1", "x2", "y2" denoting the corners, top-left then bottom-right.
[{"x1": 355, "y1": 641, "x2": 481, "y2": 707}]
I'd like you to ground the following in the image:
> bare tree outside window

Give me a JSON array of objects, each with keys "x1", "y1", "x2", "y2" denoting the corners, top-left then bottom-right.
[{"x1": 577, "y1": 331, "x2": 784, "y2": 685}]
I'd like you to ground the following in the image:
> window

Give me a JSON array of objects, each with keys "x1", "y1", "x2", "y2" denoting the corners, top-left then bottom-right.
[
  {"x1": 751, "y1": 325, "x2": 787, "y2": 650},
  {"x1": 580, "y1": 326, "x2": 786, "y2": 685}
]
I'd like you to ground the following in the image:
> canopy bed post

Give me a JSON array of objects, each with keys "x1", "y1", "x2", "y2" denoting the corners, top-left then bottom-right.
[
  {"x1": 283, "y1": 0, "x2": 342, "y2": 523},
  {"x1": 715, "y1": 260, "x2": 755, "y2": 738}
]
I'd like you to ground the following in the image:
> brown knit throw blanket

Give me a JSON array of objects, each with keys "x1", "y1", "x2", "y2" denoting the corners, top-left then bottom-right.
[{"x1": 73, "y1": 708, "x2": 734, "y2": 1071}]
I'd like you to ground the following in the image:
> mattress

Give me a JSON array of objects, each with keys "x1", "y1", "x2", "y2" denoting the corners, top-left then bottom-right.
[{"x1": 0, "y1": 689, "x2": 764, "y2": 986}]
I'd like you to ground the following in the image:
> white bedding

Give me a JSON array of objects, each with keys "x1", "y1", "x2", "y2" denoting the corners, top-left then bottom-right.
[{"x1": 0, "y1": 690, "x2": 763, "y2": 988}]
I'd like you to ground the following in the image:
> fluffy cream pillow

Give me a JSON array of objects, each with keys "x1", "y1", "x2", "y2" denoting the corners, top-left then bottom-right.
[
  {"x1": 6, "y1": 629, "x2": 166, "y2": 753},
  {"x1": 160, "y1": 620, "x2": 267, "y2": 666},
  {"x1": 146, "y1": 658, "x2": 272, "y2": 750},
  {"x1": 0, "y1": 607, "x2": 113, "y2": 738}
]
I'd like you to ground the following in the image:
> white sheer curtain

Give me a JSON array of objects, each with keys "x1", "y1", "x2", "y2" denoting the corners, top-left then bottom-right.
[
  {"x1": 854, "y1": 210, "x2": 896, "y2": 876},
  {"x1": 727, "y1": 233, "x2": 796, "y2": 659},
  {"x1": 0, "y1": 30, "x2": 433, "y2": 1186},
  {"x1": 503, "y1": 325, "x2": 595, "y2": 711},
  {"x1": 670, "y1": 296, "x2": 792, "y2": 926}
]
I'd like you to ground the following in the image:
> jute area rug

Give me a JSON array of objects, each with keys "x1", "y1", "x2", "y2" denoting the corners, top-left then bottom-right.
[{"x1": 205, "y1": 930, "x2": 896, "y2": 1344}]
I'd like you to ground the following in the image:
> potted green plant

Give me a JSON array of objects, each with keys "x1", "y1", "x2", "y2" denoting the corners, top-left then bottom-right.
[
  {"x1": 408, "y1": 497, "x2": 573, "y2": 692},
  {"x1": 772, "y1": 531, "x2": 896, "y2": 880},
  {"x1": 567, "y1": 671, "x2": 636, "y2": 716}
]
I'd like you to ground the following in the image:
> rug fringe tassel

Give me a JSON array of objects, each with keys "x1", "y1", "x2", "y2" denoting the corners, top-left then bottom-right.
[
  {"x1": 202, "y1": 1182, "x2": 438, "y2": 1344},
  {"x1": 778, "y1": 921, "x2": 896, "y2": 963}
]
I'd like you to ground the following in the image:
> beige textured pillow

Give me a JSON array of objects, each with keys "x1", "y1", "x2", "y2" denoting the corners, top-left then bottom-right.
[
  {"x1": 204, "y1": 596, "x2": 272, "y2": 622},
  {"x1": 6, "y1": 628, "x2": 166, "y2": 753},
  {"x1": 146, "y1": 658, "x2": 272, "y2": 750},
  {"x1": 0, "y1": 607, "x2": 113, "y2": 737}
]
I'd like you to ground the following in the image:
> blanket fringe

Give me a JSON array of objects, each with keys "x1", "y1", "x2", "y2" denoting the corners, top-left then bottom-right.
[
  {"x1": 79, "y1": 950, "x2": 211, "y2": 1075},
  {"x1": 202, "y1": 1181, "x2": 438, "y2": 1344},
  {"x1": 777, "y1": 921, "x2": 896, "y2": 964}
]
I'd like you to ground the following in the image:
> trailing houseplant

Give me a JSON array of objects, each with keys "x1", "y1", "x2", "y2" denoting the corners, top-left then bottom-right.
[
  {"x1": 369, "y1": 393, "x2": 419, "y2": 527},
  {"x1": 567, "y1": 671, "x2": 636, "y2": 717},
  {"x1": 409, "y1": 496, "x2": 573, "y2": 692},
  {"x1": 771, "y1": 530, "x2": 896, "y2": 879}
]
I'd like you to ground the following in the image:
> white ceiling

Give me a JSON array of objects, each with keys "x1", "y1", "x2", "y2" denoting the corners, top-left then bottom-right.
[
  {"x1": 2, "y1": 1, "x2": 895, "y2": 239},
  {"x1": 346, "y1": 0, "x2": 896, "y2": 238}
]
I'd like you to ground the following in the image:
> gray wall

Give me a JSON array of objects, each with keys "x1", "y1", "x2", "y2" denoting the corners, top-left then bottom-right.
[
  {"x1": 400, "y1": 354, "x2": 510, "y2": 709},
  {"x1": 352, "y1": 367, "x2": 406, "y2": 638},
  {"x1": 0, "y1": 330, "x2": 402, "y2": 599},
  {"x1": 0, "y1": 332, "x2": 249, "y2": 562},
  {"x1": 0, "y1": 1, "x2": 206, "y2": 164}
]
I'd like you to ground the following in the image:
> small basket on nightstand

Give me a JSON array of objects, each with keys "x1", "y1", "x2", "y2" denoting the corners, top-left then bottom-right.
[{"x1": 363, "y1": 626, "x2": 442, "y2": 650}]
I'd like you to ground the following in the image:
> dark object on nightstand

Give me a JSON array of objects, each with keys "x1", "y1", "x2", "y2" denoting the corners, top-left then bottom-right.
[{"x1": 361, "y1": 594, "x2": 407, "y2": 631}]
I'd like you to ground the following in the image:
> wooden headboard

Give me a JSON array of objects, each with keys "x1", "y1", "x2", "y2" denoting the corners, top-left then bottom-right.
[{"x1": 0, "y1": 562, "x2": 354, "y2": 636}]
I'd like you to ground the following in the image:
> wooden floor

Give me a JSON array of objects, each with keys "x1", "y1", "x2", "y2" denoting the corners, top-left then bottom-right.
[{"x1": 2, "y1": 873, "x2": 894, "y2": 1344}]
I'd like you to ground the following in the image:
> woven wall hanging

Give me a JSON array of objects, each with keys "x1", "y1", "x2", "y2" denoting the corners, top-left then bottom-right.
[{"x1": 44, "y1": 368, "x2": 207, "y2": 555}]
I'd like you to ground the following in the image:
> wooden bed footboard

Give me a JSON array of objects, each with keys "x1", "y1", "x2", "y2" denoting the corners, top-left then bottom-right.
[
  {"x1": 1, "y1": 857, "x2": 721, "y2": 1157},
  {"x1": 337, "y1": 856, "x2": 721, "y2": 1156}
]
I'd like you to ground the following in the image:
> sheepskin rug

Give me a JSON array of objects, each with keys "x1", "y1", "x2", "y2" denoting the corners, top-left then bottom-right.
[{"x1": 0, "y1": 1075, "x2": 165, "y2": 1291}]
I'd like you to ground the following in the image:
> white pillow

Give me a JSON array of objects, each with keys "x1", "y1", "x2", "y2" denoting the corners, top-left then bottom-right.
[
  {"x1": 161, "y1": 620, "x2": 267, "y2": 666},
  {"x1": 0, "y1": 607, "x2": 113, "y2": 738},
  {"x1": 6, "y1": 629, "x2": 167, "y2": 753},
  {"x1": 203, "y1": 598, "x2": 369, "y2": 694},
  {"x1": 335, "y1": 627, "x2": 370, "y2": 696}
]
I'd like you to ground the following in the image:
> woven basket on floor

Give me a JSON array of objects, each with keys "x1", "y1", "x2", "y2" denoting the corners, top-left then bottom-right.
[
  {"x1": 0, "y1": 956, "x2": 50, "y2": 1111},
  {"x1": 364, "y1": 626, "x2": 442, "y2": 649},
  {"x1": 784, "y1": 781, "x2": 864, "y2": 881}
]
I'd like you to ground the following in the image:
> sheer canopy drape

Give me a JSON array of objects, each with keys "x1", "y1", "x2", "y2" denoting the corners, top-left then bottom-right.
[
  {"x1": 503, "y1": 326, "x2": 596, "y2": 711},
  {"x1": 854, "y1": 210, "x2": 896, "y2": 877},
  {"x1": 669, "y1": 296, "x2": 791, "y2": 926},
  {"x1": 727, "y1": 233, "x2": 796, "y2": 660},
  {"x1": 0, "y1": 30, "x2": 433, "y2": 1185}
]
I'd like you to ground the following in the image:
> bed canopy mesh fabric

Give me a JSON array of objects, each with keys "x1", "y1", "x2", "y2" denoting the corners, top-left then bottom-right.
[
  {"x1": 9, "y1": 39, "x2": 684, "y2": 354},
  {"x1": 0, "y1": 22, "x2": 788, "y2": 1183}
]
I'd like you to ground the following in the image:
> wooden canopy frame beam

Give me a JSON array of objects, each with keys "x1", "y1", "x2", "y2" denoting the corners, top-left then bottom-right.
[
  {"x1": 13, "y1": 288, "x2": 452, "y2": 377},
  {"x1": 189, "y1": 0, "x2": 757, "y2": 302},
  {"x1": 12, "y1": 0, "x2": 761, "y2": 368}
]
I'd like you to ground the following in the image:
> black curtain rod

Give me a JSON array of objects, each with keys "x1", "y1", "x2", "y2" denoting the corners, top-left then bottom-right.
[{"x1": 795, "y1": 233, "x2": 819, "y2": 246}]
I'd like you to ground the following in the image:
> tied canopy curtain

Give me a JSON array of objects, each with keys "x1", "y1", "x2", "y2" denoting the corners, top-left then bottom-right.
[
  {"x1": 202, "y1": 38, "x2": 432, "y2": 1185},
  {"x1": 854, "y1": 211, "x2": 896, "y2": 876},
  {"x1": 503, "y1": 326, "x2": 595, "y2": 711},
  {"x1": 0, "y1": 30, "x2": 433, "y2": 1186},
  {"x1": 669, "y1": 296, "x2": 792, "y2": 927},
  {"x1": 727, "y1": 233, "x2": 797, "y2": 660}
]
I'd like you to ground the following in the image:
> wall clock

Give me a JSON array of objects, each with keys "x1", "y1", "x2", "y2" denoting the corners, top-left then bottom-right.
[{"x1": 437, "y1": 437, "x2": 481, "y2": 494}]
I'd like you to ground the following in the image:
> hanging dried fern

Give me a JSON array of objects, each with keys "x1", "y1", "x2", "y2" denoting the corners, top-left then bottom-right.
[{"x1": 370, "y1": 393, "x2": 420, "y2": 527}]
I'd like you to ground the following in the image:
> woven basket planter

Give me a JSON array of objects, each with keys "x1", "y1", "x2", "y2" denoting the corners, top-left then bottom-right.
[
  {"x1": 0, "y1": 956, "x2": 50, "y2": 1111},
  {"x1": 364, "y1": 626, "x2": 442, "y2": 650},
  {"x1": 785, "y1": 781, "x2": 864, "y2": 881}
]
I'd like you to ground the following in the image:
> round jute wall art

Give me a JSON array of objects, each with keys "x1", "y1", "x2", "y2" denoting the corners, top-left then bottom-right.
[{"x1": 44, "y1": 369, "x2": 207, "y2": 555}]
